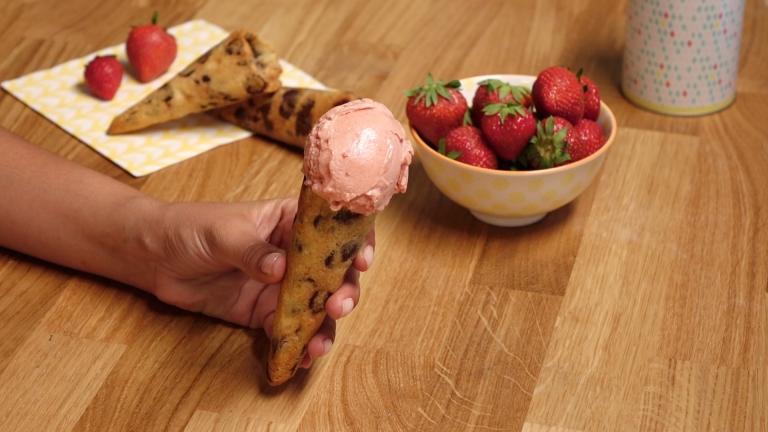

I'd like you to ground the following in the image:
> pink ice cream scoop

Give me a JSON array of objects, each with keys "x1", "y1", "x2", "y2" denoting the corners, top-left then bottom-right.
[{"x1": 303, "y1": 98, "x2": 413, "y2": 215}]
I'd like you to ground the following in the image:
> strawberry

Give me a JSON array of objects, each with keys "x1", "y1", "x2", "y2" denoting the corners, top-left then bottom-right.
[
  {"x1": 441, "y1": 125, "x2": 498, "y2": 169},
  {"x1": 565, "y1": 119, "x2": 606, "y2": 162},
  {"x1": 126, "y1": 12, "x2": 177, "y2": 83},
  {"x1": 405, "y1": 74, "x2": 468, "y2": 144},
  {"x1": 519, "y1": 116, "x2": 572, "y2": 169},
  {"x1": 480, "y1": 102, "x2": 537, "y2": 161},
  {"x1": 578, "y1": 71, "x2": 601, "y2": 120},
  {"x1": 532, "y1": 66, "x2": 584, "y2": 124},
  {"x1": 84, "y1": 55, "x2": 123, "y2": 101},
  {"x1": 471, "y1": 79, "x2": 531, "y2": 126}
]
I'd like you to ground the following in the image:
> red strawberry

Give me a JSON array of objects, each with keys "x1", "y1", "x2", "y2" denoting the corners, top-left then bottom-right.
[
  {"x1": 471, "y1": 79, "x2": 531, "y2": 126},
  {"x1": 578, "y1": 72, "x2": 601, "y2": 120},
  {"x1": 565, "y1": 119, "x2": 606, "y2": 162},
  {"x1": 441, "y1": 126, "x2": 498, "y2": 169},
  {"x1": 519, "y1": 116, "x2": 573, "y2": 169},
  {"x1": 406, "y1": 74, "x2": 468, "y2": 144},
  {"x1": 126, "y1": 12, "x2": 177, "y2": 83},
  {"x1": 84, "y1": 55, "x2": 123, "y2": 101},
  {"x1": 532, "y1": 66, "x2": 584, "y2": 124},
  {"x1": 480, "y1": 102, "x2": 537, "y2": 160}
]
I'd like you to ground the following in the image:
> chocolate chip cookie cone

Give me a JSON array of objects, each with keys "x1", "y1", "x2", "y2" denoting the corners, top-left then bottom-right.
[
  {"x1": 267, "y1": 184, "x2": 374, "y2": 385},
  {"x1": 108, "y1": 31, "x2": 281, "y2": 134},
  {"x1": 265, "y1": 98, "x2": 413, "y2": 386},
  {"x1": 214, "y1": 87, "x2": 356, "y2": 149}
]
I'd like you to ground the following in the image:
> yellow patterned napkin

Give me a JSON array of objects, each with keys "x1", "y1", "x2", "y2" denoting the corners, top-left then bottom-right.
[{"x1": 1, "y1": 20, "x2": 325, "y2": 176}]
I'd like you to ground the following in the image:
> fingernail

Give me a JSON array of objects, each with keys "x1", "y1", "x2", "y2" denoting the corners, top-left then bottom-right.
[
  {"x1": 322, "y1": 339, "x2": 333, "y2": 355},
  {"x1": 260, "y1": 252, "x2": 282, "y2": 275},
  {"x1": 341, "y1": 298, "x2": 354, "y2": 317},
  {"x1": 363, "y1": 245, "x2": 374, "y2": 267}
]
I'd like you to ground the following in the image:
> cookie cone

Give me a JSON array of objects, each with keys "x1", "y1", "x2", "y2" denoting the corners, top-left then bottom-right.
[
  {"x1": 267, "y1": 184, "x2": 374, "y2": 386},
  {"x1": 108, "y1": 31, "x2": 281, "y2": 134},
  {"x1": 215, "y1": 87, "x2": 356, "y2": 149}
]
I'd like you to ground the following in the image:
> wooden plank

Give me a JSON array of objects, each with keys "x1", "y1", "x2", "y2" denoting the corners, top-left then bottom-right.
[
  {"x1": 0, "y1": 253, "x2": 71, "y2": 374},
  {"x1": 0, "y1": 330, "x2": 124, "y2": 431},
  {"x1": 524, "y1": 127, "x2": 767, "y2": 430},
  {"x1": 415, "y1": 289, "x2": 562, "y2": 431},
  {"x1": 185, "y1": 410, "x2": 287, "y2": 432}
]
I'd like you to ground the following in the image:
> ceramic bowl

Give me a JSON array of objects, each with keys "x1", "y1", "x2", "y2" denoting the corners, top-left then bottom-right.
[{"x1": 410, "y1": 74, "x2": 617, "y2": 227}]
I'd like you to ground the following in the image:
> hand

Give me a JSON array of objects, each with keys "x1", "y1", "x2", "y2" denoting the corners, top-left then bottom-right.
[{"x1": 145, "y1": 199, "x2": 375, "y2": 368}]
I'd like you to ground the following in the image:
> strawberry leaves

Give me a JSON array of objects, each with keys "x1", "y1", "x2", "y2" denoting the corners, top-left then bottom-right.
[
  {"x1": 438, "y1": 138, "x2": 462, "y2": 160},
  {"x1": 483, "y1": 102, "x2": 528, "y2": 123},
  {"x1": 405, "y1": 74, "x2": 462, "y2": 108},
  {"x1": 463, "y1": 110, "x2": 472, "y2": 126},
  {"x1": 520, "y1": 116, "x2": 571, "y2": 169},
  {"x1": 478, "y1": 79, "x2": 530, "y2": 105}
]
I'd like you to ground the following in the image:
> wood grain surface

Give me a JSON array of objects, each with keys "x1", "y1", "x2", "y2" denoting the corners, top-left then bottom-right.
[{"x1": 1, "y1": 1, "x2": 767, "y2": 431}]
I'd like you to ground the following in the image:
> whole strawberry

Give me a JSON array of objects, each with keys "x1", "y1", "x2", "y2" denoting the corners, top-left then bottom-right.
[
  {"x1": 532, "y1": 66, "x2": 584, "y2": 124},
  {"x1": 566, "y1": 119, "x2": 606, "y2": 162},
  {"x1": 126, "y1": 12, "x2": 177, "y2": 83},
  {"x1": 441, "y1": 125, "x2": 498, "y2": 169},
  {"x1": 405, "y1": 74, "x2": 468, "y2": 145},
  {"x1": 519, "y1": 116, "x2": 572, "y2": 169},
  {"x1": 480, "y1": 102, "x2": 537, "y2": 161},
  {"x1": 578, "y1": 72, "x2": 601, "y2": 120},
  {"x1": 471, "y1": 79, "x2": 531, "y2": 126},
  {"x1": 84, "y1": 55, "x2": 123, "y2": 101}
]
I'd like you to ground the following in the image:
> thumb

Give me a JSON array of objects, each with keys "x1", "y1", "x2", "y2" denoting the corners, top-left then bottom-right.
[{"x1": 238, "y1": 241, "x2": 287, "y2": 284}]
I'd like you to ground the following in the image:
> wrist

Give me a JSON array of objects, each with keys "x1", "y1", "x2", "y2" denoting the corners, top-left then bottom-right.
[{"x1": 113, "y1": 194, "x2": 167, "y2": 291}]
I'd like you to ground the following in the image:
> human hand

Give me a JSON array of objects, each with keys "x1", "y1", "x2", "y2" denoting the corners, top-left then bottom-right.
[{"x1": 145, "y1": 199, "x2": 374, "y2": 368}]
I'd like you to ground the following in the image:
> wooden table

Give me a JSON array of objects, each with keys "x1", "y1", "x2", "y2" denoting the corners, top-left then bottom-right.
[{"x1": 1, "y1": 1, "x2": 766, "y2": 431}]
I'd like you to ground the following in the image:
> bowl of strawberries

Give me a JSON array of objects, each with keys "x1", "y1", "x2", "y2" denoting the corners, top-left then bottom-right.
[{"x1": 405, "y1": 67, "x2": 617, "y2": 227}]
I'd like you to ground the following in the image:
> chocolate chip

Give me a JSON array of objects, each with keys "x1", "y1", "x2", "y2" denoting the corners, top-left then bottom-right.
[
  {"x1": 313, "y1": 215, "x2": 322, "y2": 228},
  {"x1": 202, "y1": 75, "x2": 210, "y2": 83},
  {"x1": 235, "y1": 107, "x2": 246, "y2": 120},
  {"x1": 246, "y1": 84, "x2": 264, "y2": 94},
  {"x1": 333, "y1": 209, "x2": 361, "y2": 223},
  {"x1": 259, "y1": 102, "x2": 273, "y2": 131},
  {"x1": 295, "y1": 99, "x2": 316, "y2": 136},
  {"x1": 279, "y1": 89, "x2": 299, "y2": 119},
  {"x1": 309, "y1": 290, "x2": 328, "y2": 313},
  {"x1": 163, "y1": 95, "x2": 173, "y2": 103},
  {"x1": 294, "y1": 239, "x2": 303, "y2": 252},
  {"x1": 324, "y1": 251, "x2": 335, "y2": 267},
  {"x1": 341, "y1": 241, "x2": 360, "y2": 262},
  {"x1": 247, "y1": 99, "x2": 255, "y2": 108},
  {"x1": 245, "y1": 34, "x2": 263, "y2": 57}
]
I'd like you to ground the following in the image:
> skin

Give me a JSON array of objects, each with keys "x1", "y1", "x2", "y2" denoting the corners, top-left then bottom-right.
[{"x1": 0, "y1": 128, "x2": 374, "y2": 368}]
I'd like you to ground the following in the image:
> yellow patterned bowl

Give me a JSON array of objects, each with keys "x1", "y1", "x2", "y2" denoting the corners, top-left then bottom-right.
[{"x1": 410, "y1": 74, "x2": 617, "y2": 227}]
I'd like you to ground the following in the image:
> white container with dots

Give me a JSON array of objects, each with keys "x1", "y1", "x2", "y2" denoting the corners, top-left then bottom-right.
[{"x1": 621, "y1": 0, "x2": 745, "y2": 116}]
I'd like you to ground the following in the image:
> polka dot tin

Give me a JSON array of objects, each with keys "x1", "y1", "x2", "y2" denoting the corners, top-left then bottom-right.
[{"x1": 621, "y1": 0, "x2": 745, "y2": 116}]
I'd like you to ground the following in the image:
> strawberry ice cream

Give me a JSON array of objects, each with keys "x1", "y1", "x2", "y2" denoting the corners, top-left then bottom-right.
[{"x1": 303, "y1": 98, "x2": 413, "y2": 215}]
